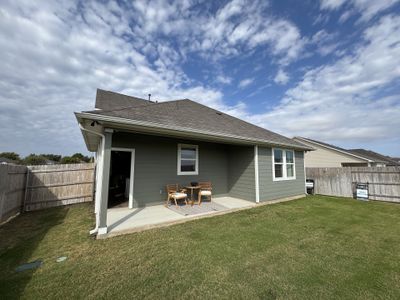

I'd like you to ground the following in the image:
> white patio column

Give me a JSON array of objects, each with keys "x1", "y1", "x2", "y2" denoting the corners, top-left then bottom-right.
[
  {"x1": 303, "y1": 151, "x2": 307, "y2": 194},
  {"x1": 98, "y1": 128, "x2": 113, "y2": 235},
  {"x1": 254, "y1": 145, "x2": 260, "y2": 203},
  {"x1": 94, "y1": 138, "x2": 103, "y2": 214}
]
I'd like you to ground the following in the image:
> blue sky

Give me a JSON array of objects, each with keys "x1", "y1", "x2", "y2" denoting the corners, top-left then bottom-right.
[{"x1": 0, "y1": 0, "x2": 400, "y2": 156}]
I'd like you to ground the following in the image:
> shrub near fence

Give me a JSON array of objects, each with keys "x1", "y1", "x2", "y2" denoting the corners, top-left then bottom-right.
[
  {"x1": 306, "y1": 167, "x2": 400, "y2": 202},
  {"x1": 0, "y1": 163, "x2": 95, "y2": 223}
]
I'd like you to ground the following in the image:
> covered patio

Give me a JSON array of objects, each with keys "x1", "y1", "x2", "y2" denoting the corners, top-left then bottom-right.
[
  {"x1": 104, "y1": 197, "x2": 256, "y2": 238},
  {"x1": 76, "y1": 90, "x2": 309, "y2": 238}
]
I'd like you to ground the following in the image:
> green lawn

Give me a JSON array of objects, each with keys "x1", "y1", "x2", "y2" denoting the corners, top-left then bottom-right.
[{"x1": 1, "y1": 196, "x2": 400, "y2": 299}]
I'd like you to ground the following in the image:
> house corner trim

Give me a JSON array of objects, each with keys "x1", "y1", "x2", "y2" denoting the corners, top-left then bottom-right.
[{"x1": 254, "y1": 145, "x2": 260, "y2": 203}]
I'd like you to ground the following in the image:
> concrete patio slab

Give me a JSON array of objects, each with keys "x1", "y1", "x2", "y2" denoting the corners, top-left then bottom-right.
[{"x1": 102, "y1": 197, "x2": 255, "y2": 238}]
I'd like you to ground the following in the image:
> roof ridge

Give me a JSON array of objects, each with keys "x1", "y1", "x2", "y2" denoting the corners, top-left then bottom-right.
[
  {"x1": 97, "y1": 89, "x2": 148, "y2": 102},
  {"x1": 88, "y1": 98, "x2": 186, "y2": 114},
  {"x1": 295, "y1": 136, "x2": 349, "y2": 151},
  {"x1": 294, "y1": 137, "x2": 372, "y2": 161}
]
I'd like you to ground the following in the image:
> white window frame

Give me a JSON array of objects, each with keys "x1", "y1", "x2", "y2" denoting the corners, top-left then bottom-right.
[
  {"x1": 272, "y1": 148, "x2": 296, "y2": 181},
  {"x1": 177, "y1": 144, "x2": 199, "y2": 175}
]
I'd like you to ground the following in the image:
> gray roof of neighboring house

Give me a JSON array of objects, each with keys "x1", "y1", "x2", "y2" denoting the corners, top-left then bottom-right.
[
  {"x1": 294, "y1": 137, "x2": 351, "y2": 154},
  {"x1": 0, "y1": 157, "x2": 18, "y2": 164},
  {"x1": 294, "y1": 136, "x2": 399, "y2": 165},
  {"x1": 348, "y1": 149, "x2": 400, "y2": 166},
  {"x1": 83, "y1": 89, "x2": 310, "y2": 150}
]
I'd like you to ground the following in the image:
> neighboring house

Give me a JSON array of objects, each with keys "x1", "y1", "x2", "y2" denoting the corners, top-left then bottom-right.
[
  {"x1": 347, "y1": 149, "x2": 400, "y2": 167},
  {"x1": 293, "y1": 137, "x2": 399, "y2": 167},
  {"x1": 44, "y1": 159, "x2": 58, "y2": 165},
  {"x1": 75, "y1": 89, "x2": 311, "y2": 235},
  {"x1": 0, "y1": 157, "x2": 18, "y2": 165}
]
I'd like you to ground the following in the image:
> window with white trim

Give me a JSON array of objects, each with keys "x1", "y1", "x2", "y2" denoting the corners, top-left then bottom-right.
[
  {"x1": 272, "y1": 149, "x2": 296, "y2": 180},
  {"x1": 177, "y1": 144, "x2": 198, "y2": 175}
]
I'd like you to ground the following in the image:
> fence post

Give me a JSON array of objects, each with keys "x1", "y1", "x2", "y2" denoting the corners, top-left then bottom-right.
[
  {"x1": 23, "y1": 168, "x2": 30, "y2": 212},
  {"x1": 0, "y1": 165, "x2": 7, "y2": 222}
]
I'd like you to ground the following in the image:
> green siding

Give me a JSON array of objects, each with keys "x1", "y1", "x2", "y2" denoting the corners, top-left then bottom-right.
[
  {"x1": 109, "y1": 132, "x2": 302, "y2": 207},
  {"x1": 112, "y1": 133, "x2": 229, "y2": 207},
  {"x1": 228, "y1": 146, "x2": 256, "y2": 202},
  {"x1": 258, "y1": 147, "x2": 305, "y2": 201}
]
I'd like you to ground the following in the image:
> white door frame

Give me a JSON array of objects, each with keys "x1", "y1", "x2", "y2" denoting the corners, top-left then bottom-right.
[{"x1": 111, "y1": 147, "x2": 135, "y2": 209}]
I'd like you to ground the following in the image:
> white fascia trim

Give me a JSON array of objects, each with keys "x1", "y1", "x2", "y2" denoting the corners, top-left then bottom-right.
[
  {"x1": 295, "y1": 137, "x2": 372, "y2": 162},
  {"x1": 254, "y1": 145, "x2": 260, "y2": 203},
  {"x1": 76, "y1": 112, "x2": 309, "y2": 150}
]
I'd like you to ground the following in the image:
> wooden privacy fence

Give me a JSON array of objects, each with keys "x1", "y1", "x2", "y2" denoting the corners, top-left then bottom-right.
[
  {"x1": 25, "y1": 163, "x2": 95, "y2": 211},
  {"x1": 0, "y1": 164, "x2": 27, "y2": 223},
  {"x1": 306, "y1": 167, "x2": 400, "y2": 202},
  {"x1": 0, "y1": 163, "x2": 95, "y2": 223}
]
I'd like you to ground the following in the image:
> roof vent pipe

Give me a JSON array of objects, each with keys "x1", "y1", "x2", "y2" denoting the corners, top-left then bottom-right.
[{"x1": 148, "y1": 94, "x2": 151, "y2": 102}]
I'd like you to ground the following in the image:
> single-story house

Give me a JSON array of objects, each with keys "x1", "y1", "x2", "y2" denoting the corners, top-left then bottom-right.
[
  {"x1": 293, "y1": 136, "x2": 398, "y2": 167},
  {"x1": 0, "y1": 157, "x2": 19, "y2": 165},
  {"x1": 347, "y1": 149, "x2": 400, "y2": 167},
  {"x1": 75, "y1": 89, "x2": 311, "y2": 235}
]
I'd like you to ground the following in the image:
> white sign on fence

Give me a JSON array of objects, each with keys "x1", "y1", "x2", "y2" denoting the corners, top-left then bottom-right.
[
  {"x1": 356, "y1": 183, "x2": 369, "y2": 200},
  {"x1": 305, "y1": 181, "x2": 314, "y2": 188}
]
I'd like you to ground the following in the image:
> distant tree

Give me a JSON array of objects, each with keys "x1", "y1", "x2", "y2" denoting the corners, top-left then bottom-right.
[
  {"x1": 0, "y1": 152, "x2": 21, "y2": 162},
  {"x1": 60, "y1": 156, "x2": 81, "y2": 164},
  {"x1": 40, "y1": 154, "x2": 62, "y2": 162},
  {"x1": 23, "y1": 154, "x2": 47, "y2": 165},
  {"x1": 71, "y1": 153, "x2": 91, "y2": 163},
  {"x1": 71, "y1": 153, "x2": 84, "y2": 159}
]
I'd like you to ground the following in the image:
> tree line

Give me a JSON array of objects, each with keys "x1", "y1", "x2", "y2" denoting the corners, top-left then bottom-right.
[{"x1": 0, "y1": 152, "x2": 93, "y2": 165}]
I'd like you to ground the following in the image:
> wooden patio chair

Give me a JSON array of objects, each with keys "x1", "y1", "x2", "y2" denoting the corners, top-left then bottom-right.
[
  {"x1": 198, "y1": 181, "x2": 212, "y2": 205},
  {"x1": 165, "y1": 184, "x2": 188, "y2": 206}
]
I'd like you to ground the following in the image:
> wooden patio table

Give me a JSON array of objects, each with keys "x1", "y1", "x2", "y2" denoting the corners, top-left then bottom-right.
[{"x1": 185, "y1": 186, "x2": 201, "y2": 206}]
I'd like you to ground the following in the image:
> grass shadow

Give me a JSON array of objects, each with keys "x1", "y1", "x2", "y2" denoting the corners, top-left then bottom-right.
[{"x1": 0, "y1": 205, "x2": 69, "y2": 298}]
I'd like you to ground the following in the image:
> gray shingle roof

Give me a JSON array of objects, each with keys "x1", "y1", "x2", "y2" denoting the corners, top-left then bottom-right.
[
  {"x1": 295, "y1": 137, "x2": 400, "y2": 166},
  {"x1": 348, "y1": 149, "x2": 400, "y2": 166},
  {"x1": 95, "y1": 89, "x2": 152, "y2": 110},
  {"x1": 0, "y1": 157, "x2": 18, "y2": 164},
  {"x1": 295, "y1": 137, "x2": 350, "y2": 153},
  {"x1": 85, "y1": 90, "x2": 310, "y2": 150}
]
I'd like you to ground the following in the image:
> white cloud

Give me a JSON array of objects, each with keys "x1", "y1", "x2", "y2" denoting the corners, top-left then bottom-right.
[
  {"x1": 311, "y1": 29, "x2": 340, "y2": 56},
  {"x1": 238, "y1": 78, "x2": 254, "y2": 88},
  {"x1": 1, "y1": 0, "x2": 398, "y2": 158},
  {"x1": 130, "y1": 0, "x2": 306, "y2": 65},
  {"x1": 249, "y1": 14, "x2": 400, "y2": 150},
  {"x1": 320, "y1": 0, "x2": 400, "y2": 21},
  {"x1": 274, "y1": 69, "x2": 290, "y2": 85},
  {"x1": 216, "y1": 75, "x2": 232, "y2": 85},
  {"x1": 357, "y1": 0, "x2": 400, "y2": 21},
  {"x1": 320, "y1": 0, "x2": 347, "y2": 10},
  {"x1": 0, "y1": 0, "x2": 226, "y2": 155}
]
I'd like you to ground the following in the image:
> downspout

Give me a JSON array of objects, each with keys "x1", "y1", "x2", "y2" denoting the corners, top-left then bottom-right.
[{"x1": 79, "y1": 123, "x2": 104, "y2": 235}]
